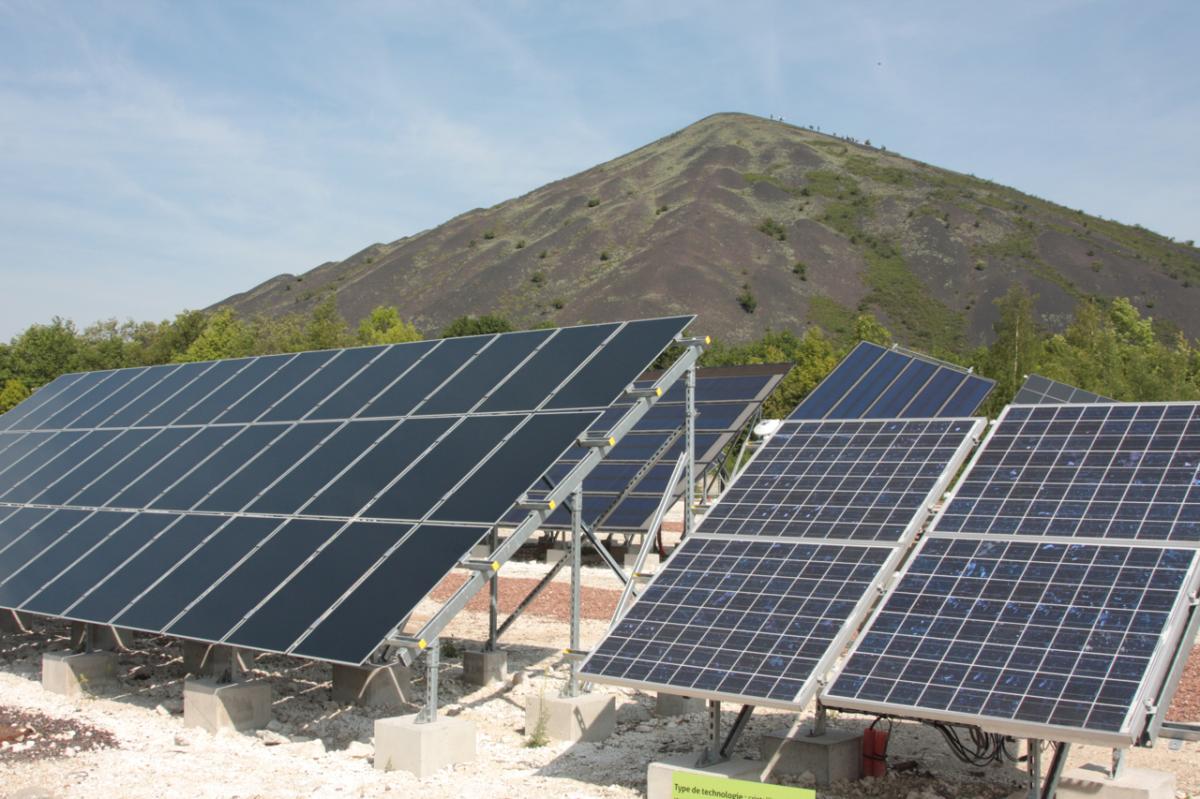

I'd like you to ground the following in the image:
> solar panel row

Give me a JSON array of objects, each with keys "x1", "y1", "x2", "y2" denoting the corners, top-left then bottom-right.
[
  {"x1": 581, "y1": 417, "x2": 985, "y2": 707},
  {"x1": 824, "y1": 402, "x2": 1200, "y2": 746},
  {"x1": 0, "y1": 317, "x2": 692, "y2": 665},
  {"x1": 788, "y1": 342, "x2": 994, "y2": 421}
]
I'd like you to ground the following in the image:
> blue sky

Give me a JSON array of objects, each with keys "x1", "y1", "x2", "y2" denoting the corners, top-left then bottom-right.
[{"x1": 1, "y1": 1, "x2": 1197, "y2": 339}]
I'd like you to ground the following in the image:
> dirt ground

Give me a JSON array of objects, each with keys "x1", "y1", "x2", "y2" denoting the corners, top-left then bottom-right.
[{"x1": 1, "y1": 560, "x2": 1198, "y2": 799}]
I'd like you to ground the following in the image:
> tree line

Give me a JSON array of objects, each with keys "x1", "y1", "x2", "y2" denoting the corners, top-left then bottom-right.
[{"x1": 2, "y1": 290, "x2": 1198, "y2": 416}]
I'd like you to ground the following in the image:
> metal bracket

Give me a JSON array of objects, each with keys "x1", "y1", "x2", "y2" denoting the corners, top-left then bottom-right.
[
  {"x1": 578, "y1": 435, "x2": 616, "y2": 448},
  {"x1": 625, "y1": 386, "x2": 663, "y2": 400},
  {"x1": 414, "y1": 638, "x2": 440, "y2": 724}
]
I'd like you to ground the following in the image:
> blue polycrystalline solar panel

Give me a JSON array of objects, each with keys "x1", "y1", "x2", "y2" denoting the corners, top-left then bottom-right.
[
  {"x1": 513, "y1": 363, "x2": 790, "y2": 531},
  {"x1": 1013, "y1": 374, "x2": 1114, "y2": 406},
  {"x1": 580, "y1": 416, "x2": 984, "y2": 706},
  {"x1": 824, "y1": 536, "x2": 1199, "y2": 745},
  {"x1": 581, "y1": 537, "x2": 900, "y2": 708},
  {"x1": 700, "y1": 418, "x2": 985, "y2": 542},
  {"x1": 788, "y1": 342, "x2": 994, "y2": 421},
  {"x1": 937, "y1": 403, "x2": 1200, "y2": 544},
  {"x1": 0, "y1": 317, "x2": 692, "y2": 665}
]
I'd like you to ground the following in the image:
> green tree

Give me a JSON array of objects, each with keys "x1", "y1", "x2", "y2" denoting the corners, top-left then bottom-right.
[
  {"x1": 441, "y1": 314, "x2": 514, "y2": 338},
  {"x1": 10, "y1": 318, "x2": 81, "y2": 387},
  {"x1": 976, "y1": 285, "x2": 1045, "y2": 412},
  {"x1": 176, "y1": 309, "x2": 256, "y2": 362},
  {"x1": 0, "y1": 378, "x2": 30, "y2": 413},
  {"x1": 303, "y1": 295, "x2": 351, "y2": 350},
  {"x1": 853, "y1": 313, "x2": 892, "y2": 347},
  {"x1": 357, "y1": 306, "x2": 423, "y2": 345}
]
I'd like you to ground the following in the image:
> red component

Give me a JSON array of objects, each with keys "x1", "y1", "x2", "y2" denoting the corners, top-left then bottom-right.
[{"x1": 862, "y1": 728, "x2": 889, "y2": 777}]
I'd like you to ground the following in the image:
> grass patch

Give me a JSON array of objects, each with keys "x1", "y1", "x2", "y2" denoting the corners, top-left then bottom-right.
[
  {"x1": 804, "y1": 169, "x2": 860, "y2": 198},
  {"x1": 845, "y1": 155, "x2": 908, "y2": 185},
  {"x1": 807, "y1": 295, "x2": 857, "y2": 340}
]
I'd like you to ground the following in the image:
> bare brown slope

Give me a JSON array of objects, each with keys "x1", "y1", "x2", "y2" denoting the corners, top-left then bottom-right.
[{"x1": 213, "y1": 113, "x2": 1200, "y2": 349}]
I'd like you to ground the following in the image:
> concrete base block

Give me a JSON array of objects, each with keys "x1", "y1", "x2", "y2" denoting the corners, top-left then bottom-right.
[
  {"x1": 1056, "y1": 764, "x2": 1176, "y2": 799},
  {"x1": 374, "y1": 714, "x2": 476, "y2": 778},
  {"x1": 655, "y1": 692, "x2": 707, "y2": 717},
  {"x1": 647, "y1": 754, "x2": 764, "y2": 799},
  {"x1": 331, "y1": 663, "x2": 414, "y2": 709},
  {"x1": 41, "y1": 651, "x2": 118, "y2": 698},
  {"x1": 183, "y1": 678, "x2": 271, "y2": 733},
  {"x1": 462, "y1": 649, "x2": 508, "y2": 687},
  {"x1": 68, "y1": 622, "x2": 129, "y2": 651},
  {"x1": 525, "y1": 693, "x2": 615, "y2": 743},
  {"x1": 624, "y1": 551, "x2": 660, "y2": 571},
  {"x1": 544, "y1": 547, "x2": 567, "y2": 564},
  {"x1": 759, "y1": 728, "x2": 862, "y2": 785}
]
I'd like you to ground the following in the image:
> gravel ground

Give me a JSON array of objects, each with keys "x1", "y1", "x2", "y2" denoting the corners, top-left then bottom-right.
[{"x1": 1, "y1": 563, "x2": 1198, "y2": 799}]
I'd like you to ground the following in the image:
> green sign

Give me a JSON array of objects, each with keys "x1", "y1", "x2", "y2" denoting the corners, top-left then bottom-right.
[{"x1": 671, "y1": 771, "x2": 816, "y2": 799}]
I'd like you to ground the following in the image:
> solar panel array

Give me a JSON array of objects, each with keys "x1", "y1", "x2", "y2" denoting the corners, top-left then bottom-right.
[
  {"x1": 824, "y1": 403, "x2": 1200, "y2": 746},
  {"x1": 788, "y1": 342, "x2": 994, "y2": 421},
  {"x1": 581, "y1": 416, "x2": 984, "y2": 709},
  {"x1": 1013, "y1": 374, "x2": 1113, "y2": 405},
  {"x1": 0, "y1": 316, "x2": 691, "y2": 665},
  {"x1": 520, "y1": 364, "x2": 790, "y2": 532}
]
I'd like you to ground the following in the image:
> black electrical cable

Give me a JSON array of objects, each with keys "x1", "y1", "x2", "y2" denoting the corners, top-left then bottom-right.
[{"x1": 929, "y1": 721, "x2": 1020, "y2": 767}]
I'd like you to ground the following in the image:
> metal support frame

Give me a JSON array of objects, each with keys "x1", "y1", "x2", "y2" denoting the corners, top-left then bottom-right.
[
  {"x1": 811, "y1": 702, "x2": 828, "y2": 736},
  {"x1": 486, "y1": 527, "x2": 499, "y2": 652},
  {"x1": 1042, "y1": 742, "x2": 1071, "y2": 799},
  {"x1": 1110, "y1": 747, "x2": 1126, "y2": 780},
  {"x1": 684, "y1": 362, "x2": 697, "y2": 538},
  {"x1": 565, "y1": 485, "x2": 583, "y2": 698},
  {"x1": 611, "y1": 454, "x2": 688, "y2": 624},
  {"x1": 696, "y1": 699, "x2": 723, "y2": 767},
  {"x1": 415, "y1": 638, "x2": 440, "y2": 724},
  {"x1": 1027, "y1": 739, "x2": 1041, "y2": 799},
  {"x1": 1144, "y1": 594, "x2": 1200, "y2": 743},
  {"x1": 386, "y1": 341, "x2": 704, "y2": 664}
]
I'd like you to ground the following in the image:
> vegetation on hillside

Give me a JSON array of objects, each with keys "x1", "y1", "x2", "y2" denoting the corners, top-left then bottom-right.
[{"x1": 2, "y1": 289, "x2": 1198, "y2": 417}]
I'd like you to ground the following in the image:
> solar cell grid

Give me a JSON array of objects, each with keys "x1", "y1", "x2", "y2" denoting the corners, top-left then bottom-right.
[
  {"x1": 824, "y1": 536, "x2": 1199, "y2": 744},
  {"x1": 937, "y1": 403, "x2": 1200, "y2": 544},
  {"x1": 700, "y1": 418, "x2": 983, "y2": 542},
  {"x1": 581, "y1": 537, "x2": 898, "y2": 707}
]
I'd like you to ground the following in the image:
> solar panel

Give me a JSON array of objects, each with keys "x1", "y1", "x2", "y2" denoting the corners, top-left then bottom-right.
[
  {"x1": 580, "y1": 417, "x2": 984, "y2": 707},
  {"x1": 788, "y1": 342, "x2": 994, "y2": 421},
  {"x1": 1013, "y1": 374, "x2": 1113, "y2": 405},
  {"x1": 937, "y1": 404, "x2": 1200, "y2": 544},
  {"x1": 701, "y1": 418, "x2": 984, "y2": 543},
  {"x1": 509, "y1": 364, "x2": 790, "y2": 532},
  {"x1": 824, "y1": 536, "x2": 1198, "y2": 745},
  {"x1": 583, "y1": 537, "x2": 900, "y2": 707},
  {"x1": 0, "y1": 317, "x2": 691, "y2": 666},
  {"x1": 822, "y1": 401, "x2": 1200, "y2": 746}
]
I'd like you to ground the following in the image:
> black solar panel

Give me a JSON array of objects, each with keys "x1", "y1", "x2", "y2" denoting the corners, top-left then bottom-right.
[
  {"x1": 788, "y1": 342, "x2": 994, "y2": 421},
  {"x1": 580, "y1": 416, "x2": 983, "y2": 707},
  {"x1": 1013, "y1": 374, "x2": 1112, "y2": 405},
  {"x1": 824, "y1": 536, "x2": 1198, "y2": 745},
  {"x1": 511, "y1": 364, "x2": 790, "y2": 532},
  {"x1": 823, "y1": 401, "x2": 1200, "y2": 746},
  {"x1": 0, "y1": 317, "x2": 691, "y2": 665}
]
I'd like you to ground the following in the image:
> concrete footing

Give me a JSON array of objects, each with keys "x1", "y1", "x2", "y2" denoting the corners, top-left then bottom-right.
[
  {"x1": 42, "y1": 651, "x2": 118, "y2": 698},
  {"x1": 758, "y1": 728, "x2": 862, "y2": 785},
  {"x1": 331, "y1": 663, "x2": 414, "y2": 709},
  {"x1": 525, "y1": 693, "x2": 616, "y2": 743},
  {"x1": 183, "y1": 677, "x2": 271, "y2": 733},
  {"x1": 624, "y1": 551, "x2": 659, "y2": 571},
  {"x1": 68, "y1": 622, "x2": 129, "y2": 652},
  {"x1": 544, "y1": 545, "x2": 567, "y2": 564},
  {"x1": 374, "y1": 714, "x2": 476, "y2": 778},
  {"x1": 655, "y1": 692, "x2": 707, "y2": 717},
  {"x1": 462, "y1": 649, "x2": 508, "y2": 687},
  {"x1": 647, "y1": 754, "x2": 764, "y2": 799},
  {"x1": 1056, "y1": 764, "x2": 1176, "y2": 799}
]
